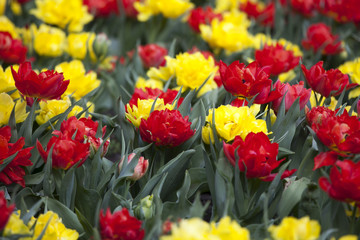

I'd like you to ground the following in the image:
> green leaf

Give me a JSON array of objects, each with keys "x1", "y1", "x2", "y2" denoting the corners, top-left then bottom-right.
[
  {"x1": 60, "y1": 167, "x2": 77, "y2": 210},
  {"x1": 0, "y1": 152, "x2": 18, "y2": 173}
]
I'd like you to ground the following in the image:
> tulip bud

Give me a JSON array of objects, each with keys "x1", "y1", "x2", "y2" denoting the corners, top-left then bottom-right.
[
  {"x1": 134, "y1": 195, "x2": 154, "y2": 219},
  {"x1": 93, "y1": 33, "x2": 110, "y2": 60},
  {"x1": 119, "y1": 153, "x2": 149, "y2": 181},
  {"x1": 87, "y1": 136, "x2": 110, "y2": 158}
]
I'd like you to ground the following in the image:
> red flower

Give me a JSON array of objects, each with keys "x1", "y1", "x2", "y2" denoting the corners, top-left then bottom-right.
[
  {"x1": 316, "y1": 0, "x2": 360, "y2": 23},
  {"x1": 319, "y1": 160, "x2": 360, "y2": 203},
  {"x1": 0, "y1": 191, "x2": 14, "y2": 230},
  {"x1": 219, "y1": 60, "x2": 282, "y2": 104},
  {"x1": 271, "y1": 81, "x2": 311, "y2": 113},
  {"x1": 290, "y1": 0, "x2": 316, "y2": 16},
  {"x1": 119, "y1": 153, "x2": 149, "y2": 181},
  {"x1": 307, "y1": 107, "x2": 360, "y2": 155},
  {"x1": 313, "y1": 151, "x2": 338, "y2": 170},
  {"x1": 139, "y1": 109, "x2": 195, "y2": 147},
  {"x1": 137, "y1": 44, "x2": 168, "y2": 69},
  {"x1": 83, "y1": 0, "x2": 120, "y2": 17},
  {"x1": 53, "y1": 116, "x2": 110, "y2": 157},
  {"x1": 0, "y1": 32, "x2": 27, "y2": 64},
  {"x1": 11, "y1": 62, "x2": 69, "y2": 100},
  {"x1": 301, "y1": 61, "x2": 357, "y2": 98},
  {"x1": 0, "y1": 126, "x2": 33, "y2": 187},
  {"x1": 223, "y1": 132, "x2": 296, "y2": 181},
  {"x1": 240, "y1": 2, "x2": 275, "y2": 27},
  {"x1": 230, "y1": 98, "x2": 248, "y2": 108},
  {"x1": 100, "y1": 208, "x2": 144, "y2": 240},
  {"x1": 255, "y1": 44, "x2": 300, "y2": 76},
  {"x1": 302, "y1": 23, "x2": 343, "y2": 55},
  {"x1": 187, "y1": 7, "x2": 223, "y2": 33},
  {"x1": 121, "y1": 0, "x2": 140, "y2": 18},
  {"x1": 128, "y1": 88, "x2": 183, "y2": 108}
]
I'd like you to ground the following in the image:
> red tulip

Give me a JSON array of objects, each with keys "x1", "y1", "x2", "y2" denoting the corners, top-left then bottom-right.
[
  {"x1": 219, "y1": 60, "x2": 282, "y2": 104},
  {"x1": 0, "y1": 191, "x2": 14, "y2": 230},
  {"x1": 83, "y1": 0, "x2": 120, "y2": 17},
  {"x1": 100, "y1": 208, "x2": 144, "y2": 240},
  {"x1": 128, "y1": 88, "x2": 183, "y2": 108},
  {"x1": 313, "y1": 151, "x2": 338, "y2": 170},
  {"x1": 230, "y1": 98, "x2": 248, "y2": 107},
  {"x1": 319, "y1": 160, "x2": 360, "y2": 203},
  {"x1": 0, "y1": 126, "x2": 33, "y2": 187},
  {"x1": 240, "y1": 2, "x2": 275, "y2": 27},
  {"x1": 137, "y1": 44, "x2": 168, "y2": 69},
  {"x1": 0, "y1": 31, "x2": 27, "y2": 64},
  {"x1": 139, "y1": 109, "x2": 195, "y2": 147},
  {"x1": 290, "y1": 0, "x2": 316, "y2": 16},
  {"x1": 307, "y1": 107, "x2": 360, "y2": 155},
  {"x1": 119, "y1": 153, "x2": 149, "y2": 181},
  {"x1": 302, "y1": 23, "x2": 343, "y2": 55},
  {"x1": 316, "y1": 0, "x2": 360, "y2": 23},
  {"x1": 121, "y1": 0, "x2": 140, "y2": 18},
  {"x1": 255, "y1": 44, "x2": 300, "y2": 76},
  {"x1": 271, "y1": 81, "x2": 311, "y2": 113},
  {"x1": 53, "y1": 116, "x2": 110, "y2": 157},
  {"x1": 11, "y1": 62, "x2": 69, "y2": 100},
  {"x1": 223, "y1": 132, "x2": 296, "y2": 181},
  {"x1": 301, "y1": 61, "x2": 357, "y2": 98},
  {"x1": 187, "y1": 7, "x2": 223, "y2": 33}
]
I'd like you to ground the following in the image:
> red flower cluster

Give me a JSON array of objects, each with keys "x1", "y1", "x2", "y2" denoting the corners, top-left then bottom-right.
[
  {"x1": 139, "y1": 109, "x2": 195, "y2": 147},
  {"x1": 0, "y1": 32, "x2": 27, "y2": 64},
  {"x1": 271, "y1": 81, "x2": 311, "y2": 113},
  {"x1": 138, "y1": 44, "x2": 168, "y2": 69},
  {"x1": 316, "y1": 0, "x2": 360, "y2": 23},
  {"x1": 302, "y1": 23, "x2": 343, "y2": 55},
  {"x1": 289, "y1": 0, "x2": 316, "y2": 16},
  {"x1": 188, "y1": 7, "x2": 223, "y2": 33},
  {"x1": 100, "y1": 208, "x2": 144, "y2": 240},
  {"x1": 11, "y1": 62, "x2": 69, "y2": 100},
  {"x1": 301, "y1": 61, "x2": 357, "y2": 98},
  {"x1": 0, "y1": 126, "x2": 33, "y2": 187},
  {"x1": 307, "y1": 106, "x2": 360, "y2": 156},
  {"x1": 83, "y1": 0, "x2": 139, "y2": 17},
  {"x1": 223, "y1": 132, "x2": 296, "y2": 181},
  {"x1": 219, "y1": 60, "x2": 282, "y2": 104},
  {"x1": 255, "y1": 44, "x2": 301, "y2": 76},
  {"x1": 0, "y1": 191, "x2": 14, "y2": 230},
  {"x1": 319, "y1": 160, "x2": 360, "y2": 204},
  {"x1": 240, "y1": 2, "x2": 274, "y2": 27},
  {"x1": 37, "y1": 117, "x2": 109, "y2": 169},
  {"x1": 128, "y1": 88, "x2": 183, "y2": 108}
]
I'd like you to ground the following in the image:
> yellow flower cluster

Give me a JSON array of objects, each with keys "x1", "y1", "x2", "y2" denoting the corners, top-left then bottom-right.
[
  {"x1": 126, "y1": 99, "x2": 174, "y2": 127},
  {"x1": 338, "y1": 58, "x2": 360, "y2": 99},
  {"x1": 67, "y1": 32, "x2": 96, "y2": 60},
  {"x1": 161, "y1": 216, "x2": 250, "y2": 240},
  {"x1": 135, "y1": 77, "x2": 164, "y2": 90},
  {"x1": 134, "y1": 0, "x2": 194, "y2": 21},
  {"x1": 200, "y1": 10, "x2": 253, "y2": 54},
  {"x1": 147, "y1": 52, "x2": 218, "y2": 96},
  {"x1": 202, "y1": 105, "x2": 268, "y2": 144},
  {"x1": 268, "y1": 216, "x2": 321, "y2": 240},
  {"x1": 0, "y1": 92, "x2": 28, "y2": 126},
  {"x1": 55, "y1": 60, "x2": 101, "y2": 100},
  {"x1": 36, "y1": 96, "x2": 93, "y2": 125},
  {"x1": 30, "y1": 0, "x2": 93, "y2": 32},
  {"x1": 33, "y1": 24, "x2": 67, "y2": 57},
  {"x1": 4, "y1": 211, "x2": 79, "y2": 240}
]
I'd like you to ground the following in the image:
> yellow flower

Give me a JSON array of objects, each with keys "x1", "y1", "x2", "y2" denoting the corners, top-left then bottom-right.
[
  {"x1": 337, "y1": 235, "x2": 358, "y2": 240},
  {"x1": 3, "y1": 212, "x2": 32, "y2": 240},
  {"x1": 55, "y1": 60, "x2": 101, "y2": 100},
  {"x1": 215, "y1": 0, "x2": 243, "y2": 12},
  {"x1": 134, "y1": 0, "x2": 194, "y2": 21},
  {"x1": 278, "y1": 70, "x2": 296, "y2": 83},
  {"x1": 0, "y1": 65, "x2": 21, "y2": 98},
  {"x1": 338, "y1": 58, "x2": 360, "y2": 99},
  {"x1": 67, "y1": 32, "x2": 96, "y2": 61},
  {"x1": 30, "y1": 0, "x2": 93, "y2": 32},
  {"x1": 253, "y1": 33, "x2": 303, "y2": 57},
  {"x1": 0, "y1": 92, "x2": 28, "y2": 126},
  {"x1": 167, "y1": 52, "x2": 218, "y2": 95},
  {"x1": 200, "y1": 10, "x2": 253, "y2": 54},
  {"x1": 32, "y1": 211, "x2": 79, "y2": 240},
  {"x1": 0, "y1": 16, "x2": 19, "y2": 38},
  {"x1": 33, "y1": 24, "x2": 66, "y2": 57},
  {"x1": 147, "y1": 57, "x2": 177, "y2": 82},
  {"x1": 309, "y1": 91, "x2": 355, "y2": 115},
  {"x1": 36, "y1": 96, "x2": 92, "y2": 125},
  {"x1": 210, "y1": 216, "x2": 250, "y2": 239},
  {"x1": 135, "y1": 77, "x2": 164, "y2": 90},
  {"x1": 0, "y1": 0, "x2": 6, "y2": 15},
  {"x1": 161, "y1": 218, "x2": 211, "y2": 240},
  {"x1": 17, "y1": 24, "x2": 37, "y2": 51},
  {"x1": 268, "y1": 216, "x2": 321, "y2": 240},
  {"x1": 10, "y1": 0, "x2": 22, "y2": 15},
  {"x1": 126, "y1": 99, "x2": 173, "y2": 127},
  {"x1": 202, "y1": 105, "x2": 268, "y2": 144}
]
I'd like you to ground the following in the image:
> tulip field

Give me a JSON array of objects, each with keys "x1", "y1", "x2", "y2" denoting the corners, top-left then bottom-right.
[{"x1": 1, "y1": 0, "x2": 360, "y2": 239}]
